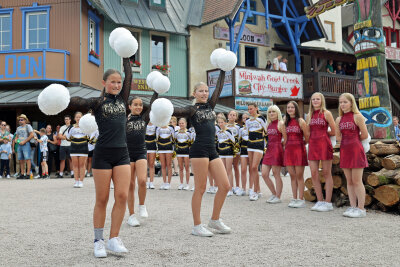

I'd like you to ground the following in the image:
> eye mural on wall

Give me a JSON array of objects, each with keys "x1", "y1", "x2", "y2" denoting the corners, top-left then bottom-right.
[
  {"x1": 361, "y1": 107, "x2": 392, "y2": 128},
  {"x1": 353, "y1": 27, "x2": 385, "y2": 56}
]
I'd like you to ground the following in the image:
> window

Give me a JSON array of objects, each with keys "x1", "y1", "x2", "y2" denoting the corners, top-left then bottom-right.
[
  {"x1": 324, "y1": 21, "x2": 335, "y2": 42},
  {"x1": 88, "y1": 10, "x2": 101, "y2": 66},
  {"x1": 243, "y1": 0, "x2": 257, "y2": 25},
  {"x1": 245, "y1": 46, "x2": 257, "y2": 67},
  {"x1": 151, "y1": 35, "x2": 166, "y2": 67},
  {"x1": 226, "y1": 43, "x2": 240, "y2": 66},
  {"x1": 391, "y1": 30, "x2": 399, "y2": 48},
  {"x1": 0, "y1": 12, "x2": 12, "y2": 51},
  {"x1": 150, "y1": 0, "x2": 166, "y2": 8},
  {"x1": 129, "y1": 31, "x2": 141, "y2": 71},
  {"x1": 21, "y1": 3, "x2": 50, "y2": 49}
]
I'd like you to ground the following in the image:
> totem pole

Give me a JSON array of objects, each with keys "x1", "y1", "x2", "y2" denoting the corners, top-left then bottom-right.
[{"x1": 306, "y1": 0, "x2": 394, "y2": 139}]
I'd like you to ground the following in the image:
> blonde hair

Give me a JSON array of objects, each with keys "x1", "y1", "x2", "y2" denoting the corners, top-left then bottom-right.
[
  {"x1": 307, "y1": 92, "x2": 327, "y2": 123},
  {"x1": 170, "y1": 116, "x2": 177, "y2": 124},
  {"x1": 228, "y1": 110, "x2": 238, "y2": 118},
  {"x1": 217, "y1": 114, "x2": 227, "y2": 123},
  {"x1": 192, "y1": 82, "x2": 208, "y2": 104},
  {"x1": 338, "y1": 93, "x2": 360, "y2": 116},
  {"x1": 266, "y1": 105, "x2": 283, "y2": 124}
]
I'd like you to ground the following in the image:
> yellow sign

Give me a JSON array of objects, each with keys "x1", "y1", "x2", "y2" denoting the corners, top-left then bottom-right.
[
  {"x1": 354, "y1": 20, "x2": 372, "y2": 30},
  {"x1": 359, "y1": 96, "x2": 380, "y2": 109},
  {"x1": 357, "y1": 57, "x2": 378, "y2": 71}
]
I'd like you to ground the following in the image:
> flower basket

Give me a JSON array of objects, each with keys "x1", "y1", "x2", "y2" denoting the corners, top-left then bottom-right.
[
  {"x1": 89, "y1": 49, "x2": 99, "y2": 59},
  {"x1": 152, "y1": 64, "x2": 171, "y2": 75},
  {"x1": 130, "y1": 60, "x2": 141, "y2": 68}
]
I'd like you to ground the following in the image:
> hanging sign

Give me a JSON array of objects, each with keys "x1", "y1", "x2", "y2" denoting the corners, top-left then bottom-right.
[
  {"x1": 235, "y1": 97, "x2": 273, "y2": 111},
  {"x1": 385, "y1": 46, "x2": 400, "y2": 61},
  {"x1": 213, "y1": 25, "x2": 269, "y2": 46},
  {"x1": 207, "y1": 69, "x2": 233, "y2": 98},
  {"x1": 131, "y1": 78, "x2": 152, "y2": 91},
  {"x1": 235, "y1": 67, "x2": 303, "y2": 99}
]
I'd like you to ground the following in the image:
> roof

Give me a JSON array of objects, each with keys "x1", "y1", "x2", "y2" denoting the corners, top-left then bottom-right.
[
  {"x1": 89, "y1": 0, "x2": 192, "y2": 35},
  {"x1": 199, "y1": 0, "x2": 243, "y2": 26}
]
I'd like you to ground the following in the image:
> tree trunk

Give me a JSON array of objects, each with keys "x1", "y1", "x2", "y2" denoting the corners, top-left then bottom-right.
[
  {"x1": 369, "y1": 142, "x2": 400, "y2": 156},
  {"x1": 332, "y1": 152, "x2": 340, "y2": 165},
  {"x1": 373, "y1": 185, "x2": 400, "y2": 206},
  {"x1": 362, "y1": 171, "x2": 371, "y2": 184},
  {"x1": 340, "y1": 186, "x2": 348, "y2": 196},
  {"x1": 332, "y1": 164, "x2": 344, "y2": 175},
  {"x1": 382, "y1": 155, "x2": 400, "y2": 170},
  {"x1": 366, "y1": 168, "x2": 398, "y2": 187},
  {"x1": 304, "y1": 189, "x2": 316, "y2": 202},
  {"x1": 364, "y1": 184, "x2": 374, "y2": 195},
  {"x1": 366, "y1": 154, "x2": 383, "y2": 171},
  {"x1": 365, "y1": 194, "x2": 373, "y2": 206},
  {"x1": 333, "y1": 192, "x2": 348, "y2": 207},
  {"x1": 318, "y1": 170, "x2": 325, "y2": 183},
  {"x1": 305, "y1": 178, "x2": 313, "y2": 190},
  {"x1": 332, "y1": 175, "x2": 343, "y2": 189}
]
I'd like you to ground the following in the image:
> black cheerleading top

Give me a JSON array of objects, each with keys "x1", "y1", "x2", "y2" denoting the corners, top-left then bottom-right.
[
  {"x1": 126, "y1": 115, "x2": 146, "y2": 152},
  {"x1": 69, "y1": 58, "x2": 132, "y2": 149}
]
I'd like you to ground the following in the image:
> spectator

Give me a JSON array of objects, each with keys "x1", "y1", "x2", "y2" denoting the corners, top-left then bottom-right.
[
  {"x1": 54, "y1": 125, "x2": 61, "y2": 176},
  {"x1": 280, "y1": 58, "x2": 288, "y2": 72},
  {"x1": 336, "y1": 64, "x2": 346, "y2": 75},
  {"x1": 0, "y1": 121, "x2": 11, "y2": 143},
  {"x1": 326, "y1": 59, "x2": 336, "y2": 74},
  {"x1": 273, "y1": 54, "x2": 282, "y2": 70},
  {"x1": 46, "y1": 125, "x2": 58, "y2": 177},
  {"x1": 266, "y1": 60, "x2": 273, "y2": 70},
  {"x1": 0, "y1": 137, "x2": 12, "y2": 178},
  {"x1": 34, "y1": 128, "x2": 49, "y2": 179},
  {"x1": 394, "y1": 116, "x2": 400, "y2": 141},
  {"x1": 13, "y1": 114, "x2": 34, "y2": 179},
  {"x1": 58, "y1": 115, "x2": 73, "y2": 178},
  {"x1": 7, "y1": 125, "x2": 19, "y2": 177}
]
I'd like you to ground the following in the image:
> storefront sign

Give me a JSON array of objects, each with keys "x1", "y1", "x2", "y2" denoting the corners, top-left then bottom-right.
[
  {"x1": 207, "y1": 69, "x2": 233, "y2": 98},
  {"x1": 0, "y1": 54, "x2": 42, "y2": 80},
  {"x1": 131, "y1": 78, "x2": 152, "y2": 91},
  {"x1": 214, "y1": 25, "x2": 269, "y2": 46},
  {"x1": 385, "y1": 46, "x2": 400, "y2": 61},
  {"x1": 235, "y1": 67, "x2": 303, "y2": 99},
  {"x1": 235, "y1": 97, "x2": 273, "y2": 111}
]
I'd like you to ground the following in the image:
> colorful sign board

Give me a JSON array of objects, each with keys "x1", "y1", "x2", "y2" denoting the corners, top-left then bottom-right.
[
  {"x1": 385, "y1": 46, "x2": 400, "y2": 61},
  {"x1": 235, "y1": 67, "x2": 303, "y2": 99},
  {"x1": 207, "y1": 69, "x2": 233, "y2": 98},
  {"x1": 131, "y1": 78, "x2": 152, "y2": 91},
  {"x1": 214, "y1": 25, "x2": 269, "y2": 46},
  {"x1": 235, "y1": 97, "x2": 273, "y2": 111}
]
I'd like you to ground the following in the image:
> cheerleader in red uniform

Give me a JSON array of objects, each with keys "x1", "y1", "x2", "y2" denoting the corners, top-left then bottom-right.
[
  {"x1": 335, "y1": 93, "x2": 368, "y2": 218},
  {"x1": 284, "y1": 101, "x2": 309, "y2": 208},
  {"x1": 307, "y1": 92, "x2": 336, "y2": 212},
  {"x1": 262, "y1": 105, "x2": 286, "y2": 203}
]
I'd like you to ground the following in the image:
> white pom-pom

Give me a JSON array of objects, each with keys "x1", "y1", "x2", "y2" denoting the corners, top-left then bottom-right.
[
  {"x1": 210, "y1": 48, "x2": 226, "y2": 68},
  {"x1": 305, "y1": 144, "x2": 309, "y2": 157},
  {"x1": 361, "y1": 133, "x2": 371, "y2": 153},
  {"x1": 38, "y1": 84, "x2": 70, "y2": 115},
  {"x1": 217, "y1": 50, "x2": 237, "y2": 71},
  {"x1": 152, "y1": 75, "x2": 170, "y2": 94},
  {"x1": 146, "y1": 71, "x2": 163, "y2": 89},
  {"x1": 79, "y1": 113, "x2": 98, "y2": 135},
  {"x1": 114, "y1": 33, "x2": 138, "y2": 58},
  {"x1": 150, "y1": 98, "x2": 174, "y2": 127},
  {"x1": 330, "y1": 135, "x2": 336, "y2": 147},
  {"x1": 109, "y1": 27, "x2": 131, "y2": 50}
]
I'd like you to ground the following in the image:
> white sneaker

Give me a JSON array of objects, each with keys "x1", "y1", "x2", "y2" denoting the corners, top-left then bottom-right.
[
  {"x1": 107, "y1": 237, "x2": 128, "y2": 253},
  {"x1": 269, "y1": 196, "x2": 281, "y2": 204},
  {"x1": 288, "y1": 199, "x2": 297, "y2": 208},
  {"x1": 266, "y1": 195, "x2": 276, "y2": 203},
  {"x1": 343, "y1": 207, "x2": 356, "y2": 217},
  {"x1": 149, "y1": 182, "x2": 155, "y2": 189},
  {"x1": 34, "y1": 174, "x2": 41, "y2": 179},
  {"x1": 6, "y1": 175, "x2": 10, "y2": 179},
  {"x1": 311, "y1": 201, "x2": 324, "y2": 211},
  {"x1": 164, "y1": 183, "x2": 171, "y2": 190},
  {"x1": 78, "y1": 181, "x2": 83, "y2": 188},
  {"x1": 73, "y1": 181, "x2": 79, "y2": 188},
  {"x1": 248, "y1": 189, "x2": 254, "y2": 196},
  {"x1": 191, "y1": 186, "x2": 195, "y2": 191},
  {"x1": 127, "y1": 214, "x2": 140, "y2": 227},
  {"x1": 94, "y1": 239, "x2": 107, "y2": 258},
  {"x1": 13, "y1": 173, "x2": 19, "y2": 178},
  {"x1": 178, "y1": 184, "x2": 184, "y2": 190},
  {"x1": 138, "y1": 205, "x2": 148, "y2": 218},
  {"x1": 160, "y1": 183, "x2": 166, "y2": 190},
  {"x1": 183, "y1": 184, "x2": 190, "y2": 190},
  {"x1": 318, "y1": 202, "x2": 333, "y2": 212},
  {"x1": 110, "y1": 181, "x2": 114, "y2": 189},
  {"x1": 249, "y1": 192, "x2": 259, "y2": 201},
  {"x1": 293, "y1": 199, "x2": 306, "y2": 208},
  {"x1": 208, "y1": 219, "x2": 232, "y2": 234},
  {"x1": 235, "y1": 188, "x2": 245, "y2": 196},
  {"x1": 233, "y1": 187, "x2": 239, "y2": 194},
  {"x1": 258, "y1": 192, "x2": 263, "y2": 198},
  {"x1": 146, "y1": 182, "x2": 150, "y2": 189},
  {"x1": 348, "y1": 208, "x2": 366, "y2": 218},
  {"x1": 191, "y1": 224, "x2": 214, "y2": 237},
  {"x1": 227, "y1": 190, "x2": 234, "y2": 197},
  {"x1": 211, "y1": 186, "x2": 218, "y2": 194},
  {"x1": 206, "y1": 187, "x2": 212, "y2": 193}
]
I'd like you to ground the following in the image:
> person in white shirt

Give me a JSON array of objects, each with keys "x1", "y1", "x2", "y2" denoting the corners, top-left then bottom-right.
[
  {"x1": 58, "y1": 115, "x2": 73, "y2": 178},
  {"x1": 273, "y1": 54, "x2": 282, "y2": 70},
  {"x1": 279, "y1": 58, "x2": 288, "y2": 72},
  {"x1": 34, "y1": 128, "x2": 49, "y2": 178}
]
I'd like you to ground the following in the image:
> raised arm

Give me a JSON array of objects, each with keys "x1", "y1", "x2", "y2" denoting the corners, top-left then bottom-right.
[
  {"x1": 69, "y1": 97, "x2": 100, "y2": 111},
  {"x1": 209, "y1": 70, "x2": 226, "y2": 109},
  {"x1": 121, "y1": 58, "x2": 132, "y2": 107},
  {"x1": 143, "y1": 92, "x2": 159, "y2": 123}
]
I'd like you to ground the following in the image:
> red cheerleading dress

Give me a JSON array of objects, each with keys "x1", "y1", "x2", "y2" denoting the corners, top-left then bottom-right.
[
  {"x1": 284, "y1": 119, "x2": 308, "y2": 166},
  {"x1": 308, "y1": 110, "x2": 333, "y2": 161},
  {"x1": 339, "y1": 112, "x2": 368, "y2": 168},
  {"x1": 262, "y1": 120, "x2": 284, "y2": 166}
]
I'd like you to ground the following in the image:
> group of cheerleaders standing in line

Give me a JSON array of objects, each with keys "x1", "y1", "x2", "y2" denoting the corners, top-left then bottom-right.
[{"x1": 60, "y1": 57, "x2": 368, "y2": 258}]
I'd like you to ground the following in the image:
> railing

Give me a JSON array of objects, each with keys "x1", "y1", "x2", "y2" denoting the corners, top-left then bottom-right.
[{"x1": 303, "y1": 72, "x2": 358, "y2": 98}]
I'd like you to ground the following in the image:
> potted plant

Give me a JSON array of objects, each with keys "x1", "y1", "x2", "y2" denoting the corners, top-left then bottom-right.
[
  {"x1": 89, "y1": 49, "x2": 99, "y2": 59},
  {"x1": 130, "y1": 60, "x2": 141, "y2": 68},
  {"x1": 152, "y1": 64, "x2": 171, "y2": 75}
]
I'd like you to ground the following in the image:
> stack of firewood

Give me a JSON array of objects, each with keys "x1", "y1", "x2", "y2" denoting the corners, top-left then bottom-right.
[{"x1": 304, "y1": 140, "x2": 400, "y2": 213}]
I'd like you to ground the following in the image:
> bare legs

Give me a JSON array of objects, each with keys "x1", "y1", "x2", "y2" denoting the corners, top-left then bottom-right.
[
  {"x1": 343, "y1": 168, "x2": 365, "y2": 209},
  {"x1": 261, "y1": 165, "x2": 283, "y2": 198},
  {"x1": 287, "y1": 166, "x2": 305, "y2": 199},
  {"x1": 147, "y1": 153, "x2": 156, "y2": 183},
  {"x1": 71, "y1": 156, "x2": 86, "y2": 182},
  {"x1": 128, "y1": 159, "x2": 147, "y2": 215},
  {"x1": 309, "y1": 160, "x2": 333, "y2": 202},
  {"x1": 221, "y1": 157, "x2": 234, "y2": 190},
  {"x1": 159, "y1": 153, "x2": 172, "y2": 184},
  {"x1": 233, "y1": 155, "x2": 240, "y2": 188},
  {"x1": 240, "y1": 157, "x2": 248, "y2": 191},
  {"x1": 178, "y1": 157, "x2": 190, "y2": 184},
  {"x1": 248, "y1": 151, "x2": 262, "y2": 193}
]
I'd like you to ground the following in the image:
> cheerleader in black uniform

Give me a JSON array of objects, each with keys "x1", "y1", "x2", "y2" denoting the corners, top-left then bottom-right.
[
  {"x1": 175, "y1": 118, "x2": 192, "y2": 190},
  {"x1": 145, "y1": 123, "x2": 157, "y2": 189},
  {"x1": 174, "y1": 78, "x2": 231, "y2": 237},
  {"x1": 170, "y1": 116, "x2": 180, "y2": 176},
  {"x1": 237, "y1": 113, "x2": 249, "y2": 196},
  {"x1": 227, "y1": 110, "x2": 241, "y2": 194},
  {"x1": 216, "y1": 116, "x2": 235, "y2": 197},
  {"x1": 156, "y1": 124, "x2": 175, "y2": 190},
  {"x1": 66, "y1": 112, "x2": 89, "y2": 188}
]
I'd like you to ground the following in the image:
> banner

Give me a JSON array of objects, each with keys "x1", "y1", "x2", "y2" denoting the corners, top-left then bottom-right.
[
  {"x1": 385, "y1": 47, "x2": 400, "y2": 61},
  {"x1": 214, "y1": 25, "x2": 269, "y2": 47},
  {"x1": 131, "y1": 78, "x2": 152, "y2": 91},
  {"x1": 235, "y1": 68, "x2": 303, "y2": 99},
  {"x1": 207, "y1": 69, "x2": 233, "y2": 98},
  {"x1": 235, "y1": 97, "x2": 273, "y2": 111}
]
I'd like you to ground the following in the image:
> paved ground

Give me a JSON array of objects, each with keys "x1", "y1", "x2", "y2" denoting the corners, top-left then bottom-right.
[{"x1": 1, "y1": 168, "x2": 400, "y2": 266}]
